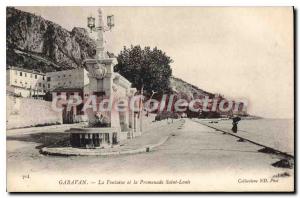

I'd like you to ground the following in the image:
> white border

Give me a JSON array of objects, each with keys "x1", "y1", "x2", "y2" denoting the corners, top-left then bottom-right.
[{"x1": 1, "y1": 0, "x2": 297, "y2": 6}]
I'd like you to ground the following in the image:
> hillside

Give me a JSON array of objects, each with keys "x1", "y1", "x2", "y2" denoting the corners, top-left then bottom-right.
[{"x1": 170, "y1": 76, "x2": 214, "y2": 99}]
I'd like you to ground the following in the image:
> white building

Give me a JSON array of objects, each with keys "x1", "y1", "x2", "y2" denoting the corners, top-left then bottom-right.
[
  {"x1": 6, "y1": 66, "x2": 46, "y2": 97},
  {"x1": 45, "y1": 68, "x2": 89, "y2": 92}
]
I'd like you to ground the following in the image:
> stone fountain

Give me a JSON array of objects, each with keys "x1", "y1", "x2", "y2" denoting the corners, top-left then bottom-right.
[{"x1": 66, "y1": 8, "x2": 121, "y2": 149}]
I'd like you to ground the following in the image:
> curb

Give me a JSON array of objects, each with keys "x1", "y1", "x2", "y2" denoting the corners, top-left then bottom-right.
[{"x1": 40, "y1": 134, "x2": 171, "y2": 156}]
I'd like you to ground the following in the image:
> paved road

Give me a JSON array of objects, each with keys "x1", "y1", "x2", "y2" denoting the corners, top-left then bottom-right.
[{"x1": 7, "y1": 119, "x2": 293, "y2": 191}]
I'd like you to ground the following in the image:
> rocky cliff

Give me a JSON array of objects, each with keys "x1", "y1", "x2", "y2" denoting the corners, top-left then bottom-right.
[{"x1": 7, "y1": 7, "x2": 96, "y2": 72}]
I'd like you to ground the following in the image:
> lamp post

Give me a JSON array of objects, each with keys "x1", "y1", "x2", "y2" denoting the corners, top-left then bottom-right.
[
  {"x1": 146, "y1": 90, "x2": 158, "y2": 117},
  {"x1": 87, "y1": 8, "x2": 115, "y2": 60}
]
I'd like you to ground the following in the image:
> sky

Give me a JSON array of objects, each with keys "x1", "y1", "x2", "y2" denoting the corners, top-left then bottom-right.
[{"x1": 16, "y1": 6, "x2": 294, "y2": 118}]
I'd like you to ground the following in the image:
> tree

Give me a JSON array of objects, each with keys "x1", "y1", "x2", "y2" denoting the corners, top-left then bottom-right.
[{"x1": 114, "y1": 45, "x2": 173, "y2": 96}]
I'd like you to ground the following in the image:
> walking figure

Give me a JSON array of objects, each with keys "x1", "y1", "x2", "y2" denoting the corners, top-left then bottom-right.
[{"x1": 231, "y1": 116, "x2": 241, "y2": 133}]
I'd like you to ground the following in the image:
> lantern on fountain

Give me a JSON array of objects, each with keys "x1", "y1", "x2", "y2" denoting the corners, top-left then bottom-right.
[
  {"x1": 107, "y1": 15, "x2": 114, "y2": 29},
  {"x1": 87, "y1": 16, "x2": 95, "y2": 32}
]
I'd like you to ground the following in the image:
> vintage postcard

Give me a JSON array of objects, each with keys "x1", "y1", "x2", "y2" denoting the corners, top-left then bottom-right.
[{"x1": 6, "y1": 6, "x2": 294, "y2": 192}]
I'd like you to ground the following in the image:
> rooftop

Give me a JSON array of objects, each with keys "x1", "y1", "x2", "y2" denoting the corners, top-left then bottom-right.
[{"x1": 7, "y1": 66, "x2": 45, "y2": 75}]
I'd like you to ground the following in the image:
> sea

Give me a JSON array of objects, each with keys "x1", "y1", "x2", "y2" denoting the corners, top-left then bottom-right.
[{"x1": 199, "y1": 118, "x2": 294, "y2": 156}]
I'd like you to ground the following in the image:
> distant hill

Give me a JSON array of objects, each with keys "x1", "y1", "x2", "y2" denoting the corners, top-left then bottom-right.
[{"x1": 170, "y1": 76, "x2": 214, "y2": 99}]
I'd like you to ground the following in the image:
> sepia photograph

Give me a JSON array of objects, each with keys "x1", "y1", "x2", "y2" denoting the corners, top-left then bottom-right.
[{"x1": 5, "y1": 6, "x2": 294, "y2": 192}]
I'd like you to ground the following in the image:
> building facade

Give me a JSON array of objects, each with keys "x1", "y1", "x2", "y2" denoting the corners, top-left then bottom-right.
[
  {"x1": 45, "y1": 68, "x2": 89, "y2": 92},
  {"x1": 6, "y1": 66, "x2": 46, "y2": 97}
]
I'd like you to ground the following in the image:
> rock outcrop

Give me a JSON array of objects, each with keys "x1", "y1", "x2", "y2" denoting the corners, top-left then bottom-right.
[{"x1": 6, "y1": 7, "x2": 96, "y2": 72}]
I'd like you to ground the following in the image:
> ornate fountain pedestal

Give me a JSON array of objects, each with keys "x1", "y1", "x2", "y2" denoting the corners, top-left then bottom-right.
[
  {"x1": 66, "y1": 57, "x2": 120, "y2": 149},
  {"x1": 67, "y1": 127, "x2": 120, "y2": 149},
  {"x1": 64, "y1": 8, "x2": 138, "y2": 151}
]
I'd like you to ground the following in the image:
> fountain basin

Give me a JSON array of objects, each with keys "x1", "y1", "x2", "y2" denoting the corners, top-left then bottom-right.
[{"x1": 65, "y1": 127, "x2": 120, "y2": 149}]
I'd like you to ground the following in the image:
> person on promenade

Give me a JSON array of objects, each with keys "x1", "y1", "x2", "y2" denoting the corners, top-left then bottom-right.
[{"x1": 232, "y1": 116, "x2": 241, "y2": 133}]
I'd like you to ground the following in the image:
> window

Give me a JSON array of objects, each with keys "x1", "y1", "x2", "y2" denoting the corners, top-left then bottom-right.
[
  {"x1": 58, "y1": 76, "x2": 60, "y2": 78},
  {"x1": 63, "y1": 74, "x2": 66, "y2": 77},
  {"x1": 42, "y1": 76, "x2": 45, "y2": 80},
  {"x1": 48, "y1": 84, "x2": 50, "y2": 89},
  {"x1": 25, "y1": 73, "x2": 27, "y2": 77},
  {"x1": 43, "y1": 84, "x2": 45, "y2": 88},
  {"x1": 19, "y1": 72, "x2": 22, "y2": 76},
  {"x1": 35, "y1": 75, "x2": 37, "y2": 79},
  {"x1": 38, "y1": 83, "x2": 41, "y2": 87},
  {"x1": 47, "y1": 77, "x2": 51, "y2": 81}
]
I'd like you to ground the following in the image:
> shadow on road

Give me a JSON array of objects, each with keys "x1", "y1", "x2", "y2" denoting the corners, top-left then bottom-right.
[{"x1": 7, "y1": 132, "x2": 70, "y2": 149}]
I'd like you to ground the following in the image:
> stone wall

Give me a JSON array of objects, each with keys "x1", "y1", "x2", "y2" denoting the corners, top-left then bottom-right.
[{"x1": 6, "y1": 95, "x2": 62, "y2": 129}]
